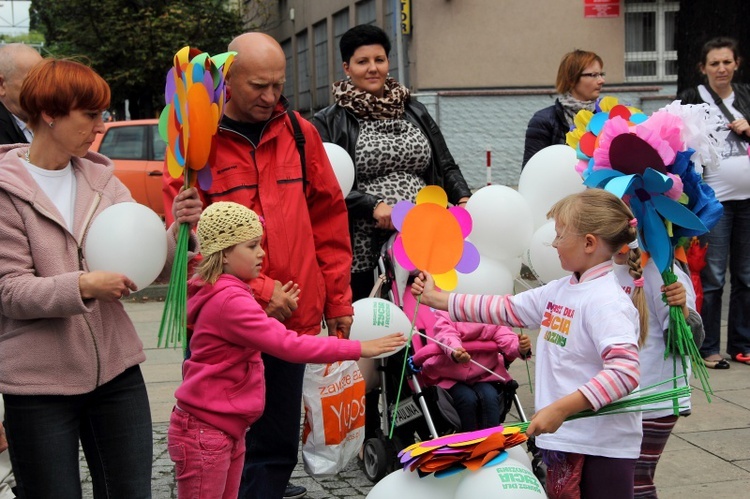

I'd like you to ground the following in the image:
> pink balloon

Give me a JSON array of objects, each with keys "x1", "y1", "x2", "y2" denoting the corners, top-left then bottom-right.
[
  {"x1": 393, "y1": 235, "x2": 416, "y2": 271},
  {"x1": 448, "y1": 206, "x2": 473, "y2": 238}
]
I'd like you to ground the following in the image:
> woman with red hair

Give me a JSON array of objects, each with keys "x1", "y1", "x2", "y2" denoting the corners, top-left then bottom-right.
[{"x1": 0, "y1": 58, "x2": 201, "y2": 498}]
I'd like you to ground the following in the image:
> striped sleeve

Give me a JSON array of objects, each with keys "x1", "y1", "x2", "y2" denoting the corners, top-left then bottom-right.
[
  {"x1": 578, "y1": 343, "x2": 640, "y2": 411},
  {"x1": 448, "y1": 293, "x2": 527, "y2": 328}
]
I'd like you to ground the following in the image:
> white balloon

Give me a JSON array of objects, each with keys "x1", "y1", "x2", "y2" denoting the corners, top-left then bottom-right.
[
  {"x1": 526, "y1": 220, "x2": 570, "y2": 285},
  {"x1": 367, "y1": 468, "x2": 463, "y2": 499},
  {"x1": 351, "y1": 298, "x2": 410, "y2": 359},
  {"x1": 499, "y1": 255, "x2": 523, "y2": 279},
  {"x1": 84, "y1": 203, "x2": 167, "y2": 290},
  {"x1": 455, "y1": 256, "x2": 514, "y2": 295},
  {"x1": 465, "y1": 185, "x2": 534, "y2": 260},
  {"x1": 504, "y1": 445, "x2": 534, "y2": 471},
  {"x1": 323, "y1": 142, "x2": 355, "y2": 197},
  {"x1": 454, "y1": 457, "x2": 546, "y2": 499},
  {"x1": 518, "y1": 144, "x2": 586, "y2": 229}
]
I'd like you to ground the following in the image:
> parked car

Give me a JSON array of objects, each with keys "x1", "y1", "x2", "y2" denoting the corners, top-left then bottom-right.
[{"x1": 90, "y1": 119, "x2": 165, "y2": 217}]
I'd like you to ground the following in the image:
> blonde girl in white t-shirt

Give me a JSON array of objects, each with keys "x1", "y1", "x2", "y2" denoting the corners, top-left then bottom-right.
[{"x1": 412, "y1": 189, "x2": 648, "y2": 499}]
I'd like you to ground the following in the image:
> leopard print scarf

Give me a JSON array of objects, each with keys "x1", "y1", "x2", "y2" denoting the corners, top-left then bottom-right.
[{"x1": 332, "y1": 77, "x2": 410, "y2": 120}]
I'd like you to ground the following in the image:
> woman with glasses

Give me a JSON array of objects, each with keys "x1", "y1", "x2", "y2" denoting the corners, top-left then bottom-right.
[
  {"x1": 522, "y1": 50, "x2": 605, "y2": 168},
  {"x1": 678, "y1": 37, "x2": 750, "y2": 370}
]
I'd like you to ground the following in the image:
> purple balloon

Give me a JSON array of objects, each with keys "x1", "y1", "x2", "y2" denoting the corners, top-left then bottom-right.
[{"x1": 197, "y1": 165, "x2": 213, "y2": 190}]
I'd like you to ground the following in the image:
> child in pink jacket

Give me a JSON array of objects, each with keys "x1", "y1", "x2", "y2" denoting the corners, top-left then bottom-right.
[
  {"x1": 168, "y1": 202, "x2": 405, "y2": 499},
  {"x1": 417, "y1": 311, "x2": 531, "y2": 431}
]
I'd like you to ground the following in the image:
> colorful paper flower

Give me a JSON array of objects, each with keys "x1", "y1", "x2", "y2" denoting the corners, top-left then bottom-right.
[
  {"x1": 392, "y1": 186, "x2": 479, "y2": 291},
  {"x1": 565, "y1": 96, "x2": 648, "y2": 178},
  {"x1": 398, "y1": 425, "x2": 527, "y2": 477},
  {"x1": 158, "y1": 46, "x2": 235, "y2": 191}
]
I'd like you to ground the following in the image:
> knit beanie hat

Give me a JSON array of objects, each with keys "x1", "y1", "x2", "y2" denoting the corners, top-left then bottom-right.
[{"x1": 197, "y1": 202, "x2": 263, "y2": 257}]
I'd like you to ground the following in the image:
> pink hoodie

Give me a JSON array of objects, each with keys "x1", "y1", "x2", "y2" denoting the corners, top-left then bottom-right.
[
  {"x1": 178, "y1": 274, "x2": 362, "y2": 440},
  {"x1": 416, "y1": 311, "x2": 523, "y2": 389}
]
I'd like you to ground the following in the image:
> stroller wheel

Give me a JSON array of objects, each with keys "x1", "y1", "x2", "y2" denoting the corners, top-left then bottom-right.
[{"x1": 362, "y1": 437, "x2": 389, "y2": 483}]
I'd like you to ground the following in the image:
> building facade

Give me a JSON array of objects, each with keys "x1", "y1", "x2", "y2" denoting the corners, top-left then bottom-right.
[{"x1": 256, "y1": 0, "x2": 679, "y2": 187}]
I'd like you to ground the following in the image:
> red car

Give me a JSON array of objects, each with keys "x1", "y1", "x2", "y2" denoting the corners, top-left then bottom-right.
[{"x1": 90, "y1": 119, "x2": 165, "y2": 217}]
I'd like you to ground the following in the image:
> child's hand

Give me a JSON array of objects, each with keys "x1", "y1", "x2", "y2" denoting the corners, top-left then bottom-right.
[
  {"x1": 411, "y1": 272, "x2": 449, "y2": 310},
  {"x1": 360, "y1": 333, "x2": 406, "y2": 358},
  {"x1": 451, "y1": 347, "x2": 471, "y2": 364},
  {"x1": 518, "y1": 334, "x2": 532, "y2": 355},
  {"x1": 283, "y1": 281, "x2": 301, "y2": 305},
  {"x1": 661, "y1": 281, "x2": 689, "y2": 318},
  {"x1": 526, "y1": 404, "x2": 568, "y2": 437}
]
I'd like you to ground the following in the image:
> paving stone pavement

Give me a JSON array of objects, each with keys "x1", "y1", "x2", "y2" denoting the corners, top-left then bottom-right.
[{"x1": 77, "y1": 279, "x2": 750, "y2": 499}]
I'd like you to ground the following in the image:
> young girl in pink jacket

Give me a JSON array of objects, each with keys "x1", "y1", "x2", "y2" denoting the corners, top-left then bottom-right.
[
  {"x1": 168, "y1": 202, "x2": 405, "y2": 499},
  {"x1": 415, "y1": 312, "x2": 531, "y2": 431}
]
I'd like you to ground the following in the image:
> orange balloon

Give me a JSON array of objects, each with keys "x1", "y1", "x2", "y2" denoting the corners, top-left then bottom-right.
[{"x1": 401, "y1": 203, "x2": 463, "y2": 274}]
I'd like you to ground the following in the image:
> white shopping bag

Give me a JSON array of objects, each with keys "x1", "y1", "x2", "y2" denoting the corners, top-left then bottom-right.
[{"x1": 301, "y1": 360, "x2": 366, "y2": 476}]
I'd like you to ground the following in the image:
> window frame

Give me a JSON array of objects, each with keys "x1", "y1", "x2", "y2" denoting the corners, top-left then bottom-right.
[{"x1": 624, "y1": 0, "x2": 679, "y2": 83}]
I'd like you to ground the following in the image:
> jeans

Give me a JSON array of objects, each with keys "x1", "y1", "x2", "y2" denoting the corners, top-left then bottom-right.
[
  {"x1": 168, "y1": 408, "x2": 245, "y2": 499},
  {"x1": 448, "y1": 382, "x2": 501, "y2": 431},
  {"x1": 239, "y1": 354, "x2": 306, "y2": 499},
  {"x1": 3, "y1": 365, "x2": 152, "y2": 499},
  {"x1": 699, "y1": 199, "x2": 750, "y2": 357}
]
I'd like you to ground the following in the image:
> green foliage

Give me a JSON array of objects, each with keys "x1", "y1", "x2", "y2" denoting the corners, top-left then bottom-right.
[
  {"x1": 30, "y1": 0, "x2": 244, "y2": 118},
  {"x1": 0, "y1": 31, "x2": 45, "y2": 45}
]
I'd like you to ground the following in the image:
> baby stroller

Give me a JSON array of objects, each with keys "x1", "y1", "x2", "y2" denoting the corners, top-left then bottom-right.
[{"x1": 360, "y1": 235, "x2": 542, "y2": 483}]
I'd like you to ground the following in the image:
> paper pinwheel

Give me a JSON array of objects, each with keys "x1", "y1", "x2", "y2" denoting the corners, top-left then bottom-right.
[
  {"x1": 391, "y1": 185, "x2": 480, "y2": 291},
  {"x1": 565, "y1": 96, "x2": 648, "y2": 179},
  {"x1": 398, "y1": 425, "x2": 527, "y2": 478},
  {"x1": 157, "y1": 47, "x2": 235, "y2": 351}
]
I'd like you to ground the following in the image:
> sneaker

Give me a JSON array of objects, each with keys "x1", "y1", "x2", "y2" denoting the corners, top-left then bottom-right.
[{"x1": 283, "y1": 483, "x2": 307, "y2": 499}]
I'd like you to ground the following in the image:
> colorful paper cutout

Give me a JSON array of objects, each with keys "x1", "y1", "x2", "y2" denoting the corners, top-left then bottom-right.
[{"x1": 392, "y1": 186, "x2": 479, "y2": 291}]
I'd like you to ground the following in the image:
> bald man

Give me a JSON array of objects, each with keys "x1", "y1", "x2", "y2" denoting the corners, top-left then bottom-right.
[
  {"x1": 164, "y1": 33, "x2": 353, "y2": 499},
  {"x1": 0, "y1": 43, "x2": 42, "y2": 144}
]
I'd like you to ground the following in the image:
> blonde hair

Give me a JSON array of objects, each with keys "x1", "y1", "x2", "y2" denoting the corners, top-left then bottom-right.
[
  {"x1": 195, "y1": 251, "x2": 226, "y2": 285},
  {"x1": 548, "y1": 189, "x2": 649, "y2": 346}
]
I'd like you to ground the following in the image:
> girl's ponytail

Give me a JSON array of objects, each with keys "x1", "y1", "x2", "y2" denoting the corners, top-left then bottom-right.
[{"x1": 627, "y1": 243, "x2": 649, "y2": 347}]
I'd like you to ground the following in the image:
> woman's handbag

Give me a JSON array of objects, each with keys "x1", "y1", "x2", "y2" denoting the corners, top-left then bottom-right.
[{"x1": 301, "y1": 360, "x2": 366, "y2": 476}]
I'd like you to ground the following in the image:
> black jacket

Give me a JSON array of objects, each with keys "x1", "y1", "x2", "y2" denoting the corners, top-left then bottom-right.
[
  {"x1": 0, "y1": 102, "x2": 28, "y2": 145},
  {"x1": 522, "y1": 99, "x2": 569, "y2": 169},
  {"x1": 678, "y1": 83, "x2": 750, "y2": 122},
  {"x1": 312, "y1": 99, "x2": 472, "y2": 220}
]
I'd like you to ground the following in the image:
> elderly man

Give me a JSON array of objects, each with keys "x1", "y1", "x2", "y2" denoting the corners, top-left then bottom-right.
[
  {"x1": 0, "y1": 43, "x2": 42, "y2": 144},
  {"x1": 164, "y1": 33, "x2": 353, "y2": 499}
]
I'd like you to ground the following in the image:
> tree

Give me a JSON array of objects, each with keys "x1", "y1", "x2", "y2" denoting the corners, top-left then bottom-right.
[
  {"x1": 30, "y1": 0, "x2": 246, "y2": 118},
  {"x1": 677, "y1": 0, "x2": 750, "y2": 93}
]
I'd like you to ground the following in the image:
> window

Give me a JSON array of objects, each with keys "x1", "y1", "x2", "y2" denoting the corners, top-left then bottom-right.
[
  {"x1": 297, "y1": 30, "x2": 311, "y2": 111},
  {"x1": 356, "y1": 0, "x2": 376, "y2": 25},
  {"x1": 152, "y1": 125, "x2": 166, "y2": 161},
  {"x1": 281, "y1": 39, "x2": 294, "y2": 104},
  {"x1": 99, "y1": 126, "x2": 146, "y2": 160},
  {"x1": 333, "y1": 9, "x2": 349, "y2": 81},
  {"x1": 313, "y1": 20, "x2": 330, "y2": 109},
  {"x1": 624, "y1": 0, "x2": 678, "y2": 82}
]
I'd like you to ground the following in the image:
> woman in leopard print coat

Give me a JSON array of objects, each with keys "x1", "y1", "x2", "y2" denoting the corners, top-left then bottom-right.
[{"x1": 313, "y1": 24, "x2": 471, "y2": 303}]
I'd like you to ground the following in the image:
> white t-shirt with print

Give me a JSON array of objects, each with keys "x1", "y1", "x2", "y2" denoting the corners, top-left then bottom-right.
[
  {"x1": 510, "y1": 272, "x2": 642, "y2": 459},
  {"x1": 697, "y1": 84, "x2": 750, "y2": 201},
  {"x1": 614, "y1": 260, "x2": 694, "y2": 420}
]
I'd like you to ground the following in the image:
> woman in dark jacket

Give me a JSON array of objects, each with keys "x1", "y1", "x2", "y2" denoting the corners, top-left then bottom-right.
[
  {"x1": 313, "y1": 24, "x2": 471, "y2": 301},
  {"x1": 313, "y1": 24, "x2": 471, "y2": 443},
  {"x1": 522, "y1": 50, "x2": 605, "y2": 168},
  {"x1": 678, "y1": 37, "x2": 750, "y2": 370}
]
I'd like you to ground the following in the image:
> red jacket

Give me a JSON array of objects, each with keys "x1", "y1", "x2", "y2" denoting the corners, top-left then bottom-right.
[{"x1": 164, "y1": 100, "x2": 353, "y2": 335}]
